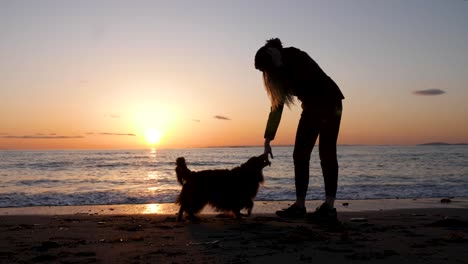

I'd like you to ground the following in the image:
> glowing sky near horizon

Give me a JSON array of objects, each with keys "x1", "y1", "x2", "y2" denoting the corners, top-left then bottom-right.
[{"x1": 1, "y1": 0, "x2": 467, "y2": 149}]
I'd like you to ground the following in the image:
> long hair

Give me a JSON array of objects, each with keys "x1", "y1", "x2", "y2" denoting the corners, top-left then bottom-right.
[
  {"x1": 263, "y1": 70, "x2": 295, "y2": 110},
  {"x1": 258, "y1": 38, "x2": 295, "y2": 110}
]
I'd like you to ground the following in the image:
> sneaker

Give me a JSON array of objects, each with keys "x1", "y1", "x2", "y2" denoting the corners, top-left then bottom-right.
[
  {"x1": 306, "y1": 203, "x2": 338, "y2": 223},
  {"x1": 276, "y1": 204, "x2": 306, "y2": 218}
]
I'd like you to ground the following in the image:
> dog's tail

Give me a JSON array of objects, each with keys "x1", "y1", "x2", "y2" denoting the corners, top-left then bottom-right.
[{"x1": 175, "y1": 157, "x2": 191, "y2": 185}]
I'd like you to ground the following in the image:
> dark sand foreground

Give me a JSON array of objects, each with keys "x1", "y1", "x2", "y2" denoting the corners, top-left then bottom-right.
[{"x1": 1, "y1": 199, "x2": 468, "y2": 264}]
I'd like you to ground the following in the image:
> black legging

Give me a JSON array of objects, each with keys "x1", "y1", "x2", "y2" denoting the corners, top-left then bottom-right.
[{"x1": 293, "y1": 100, "x2": 342, "y2": 199}]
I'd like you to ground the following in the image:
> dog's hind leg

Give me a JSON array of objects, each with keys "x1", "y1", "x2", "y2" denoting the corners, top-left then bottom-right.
[
  {"x1": 186, "y1": 213, "x2": 200, "y2": 222},
  {"x1": 177, "y1": 205, "x2": 185, "y2": 222},
  {"x1": 180, "y1": 204, "x2": 203, "y2": 222}
]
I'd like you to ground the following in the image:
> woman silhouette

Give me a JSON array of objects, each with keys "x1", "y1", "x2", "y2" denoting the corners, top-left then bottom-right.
[{"x1": 254, "y1": 38, "x2": 344, "y2": 221}]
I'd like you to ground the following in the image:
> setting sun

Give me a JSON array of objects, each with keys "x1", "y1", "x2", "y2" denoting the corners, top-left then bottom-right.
[{"x1": 145, "y1": 128, "x2": 163, "y2": 145}]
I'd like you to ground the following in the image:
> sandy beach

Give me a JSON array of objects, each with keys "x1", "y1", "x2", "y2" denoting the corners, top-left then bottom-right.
[{"x1": 1, "y1": 198, "x2": 468, "y2": 264}]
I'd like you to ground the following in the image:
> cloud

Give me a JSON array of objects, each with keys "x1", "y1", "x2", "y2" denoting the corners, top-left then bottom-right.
[
  {"x1": 214, "y1": 115, "x2": 231, "y2": 121},
  {"x1": 413, "y1": 89, "x2": 446, "y2": 96},
  {"x1": 1, "y1": 135, "x2": 84, "y2": 139},
  {"x1": 85, "y1": 132, "x2": 136, "y2": 136},
  {"x1": 105, "y1": 114, "x2": 120, "y2": 118},
  {"x1": 98, "y1": 132, "x2": 136, "y2": 136},
  {"x1": 192, "y1": 119, "x2": 201, "y2": 122}
]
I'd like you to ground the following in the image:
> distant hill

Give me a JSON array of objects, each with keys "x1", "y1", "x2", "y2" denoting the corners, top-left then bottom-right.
[{"x1": 419, "y1": 142, "x2": 468, "y2": 146}]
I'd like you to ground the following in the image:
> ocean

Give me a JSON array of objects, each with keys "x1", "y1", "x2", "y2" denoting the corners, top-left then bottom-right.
[{"x1": 0, "y1": 146, "x2": 467, "y2": 208}]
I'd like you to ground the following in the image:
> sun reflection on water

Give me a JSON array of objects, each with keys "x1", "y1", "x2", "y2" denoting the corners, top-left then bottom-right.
[
  {"x1": 149, "y1": 147, "x2": 157, "y2": 158},
  {"x1": 145, "y1": 171, "x2": 159, "y2": 181}
]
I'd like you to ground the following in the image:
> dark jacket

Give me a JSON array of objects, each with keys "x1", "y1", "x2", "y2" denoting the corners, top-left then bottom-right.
[{"x1": 264, "y1": 47, "x2": 344, "y2": 140}]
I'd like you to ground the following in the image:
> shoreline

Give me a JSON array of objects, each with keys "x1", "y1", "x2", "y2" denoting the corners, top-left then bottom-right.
[{"x1": 1, "y1": 197, "x2": 467, "y2": 216}]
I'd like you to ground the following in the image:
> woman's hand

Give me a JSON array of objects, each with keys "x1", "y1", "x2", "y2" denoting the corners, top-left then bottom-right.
[{"x1": 264, "y1": 139, "x2": 274, "y2": 160}]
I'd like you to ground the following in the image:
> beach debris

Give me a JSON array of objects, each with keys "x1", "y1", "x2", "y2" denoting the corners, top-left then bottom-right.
[
  {"x1": 95, "y1": 238, "x2": 123, "y2": 243},
  {"x1": 74, "y1": 213, "x2": 84, "y2": 215},
  {"x1": 350, "y1": 218, "x2": 368, "y2": 222},
  {"x1": 97, "y1": 221, "x2": 106, "y2": 225},
  {"x1": 186, "y1": 239, "x2": 221, "y2": 247},
  {"x1": 342, "y1": 202, "x2": 349, "y2": 206},
  {"x1": 440, "y1": 198, "x2": 452, "y2": 203}
]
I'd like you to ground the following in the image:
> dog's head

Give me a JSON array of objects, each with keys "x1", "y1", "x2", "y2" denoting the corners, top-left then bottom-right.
[
  {"x1": 176, "y1": 157, "x2": 186, "y2": 167},
  {"x1": 245, "y1": 154, "x2": 271, "y2": 169},
  {"x1": 240, "y1": 154, "x2": 271, "y2": 183},
  {"x1": 175, "y1": 157, "x2": 190, "y2": 185}
]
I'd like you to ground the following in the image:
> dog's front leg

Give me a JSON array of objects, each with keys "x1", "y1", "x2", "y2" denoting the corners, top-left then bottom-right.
[
  {"x1": 238, "y1": 201, "x2": 254, "y2": 217},
  {"x1": 247, "y1": 206, "x2": 253, "y2": 217},
  {"x1": 246, "y1": 200, "x2": 254, "y2": 216}
]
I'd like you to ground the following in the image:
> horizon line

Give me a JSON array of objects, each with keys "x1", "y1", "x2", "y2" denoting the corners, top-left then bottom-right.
[{"x1": 1, "y1": 142, "x2": 467, "y2": 152}]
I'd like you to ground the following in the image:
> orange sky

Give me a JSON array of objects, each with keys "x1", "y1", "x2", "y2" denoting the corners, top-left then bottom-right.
[{"x1": 1, "y1": 1, "x2": 467, "y2": 150}]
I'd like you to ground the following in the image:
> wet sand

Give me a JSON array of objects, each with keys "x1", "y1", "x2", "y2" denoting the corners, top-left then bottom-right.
[{"x1": 1, "y1": 199, "x2": 468, "y2": 263}]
